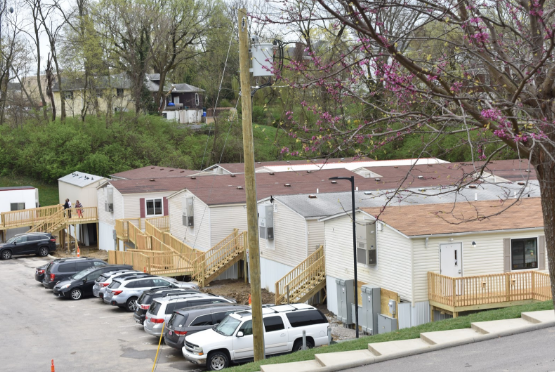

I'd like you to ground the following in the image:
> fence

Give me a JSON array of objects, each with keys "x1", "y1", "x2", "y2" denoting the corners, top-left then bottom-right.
[{"x1": 1, "y1": 205, "x2": 63, "y2": 229}]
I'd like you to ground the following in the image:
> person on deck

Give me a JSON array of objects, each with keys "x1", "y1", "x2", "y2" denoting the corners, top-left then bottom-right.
[{"x1": 75, "y1": 200, "x2": 83, "y2": 218}]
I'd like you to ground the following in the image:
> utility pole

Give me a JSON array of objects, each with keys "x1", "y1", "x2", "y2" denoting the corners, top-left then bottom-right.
[{"x1": 238, "y1": 8, "x2": 265, "y2": 361}]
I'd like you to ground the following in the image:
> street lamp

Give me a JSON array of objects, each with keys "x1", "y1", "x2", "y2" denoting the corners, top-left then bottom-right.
[{"x1": 329, "y1": 175, "x2": 359, "y2": 338}]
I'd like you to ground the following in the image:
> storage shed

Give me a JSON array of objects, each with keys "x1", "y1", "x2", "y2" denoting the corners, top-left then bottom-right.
[{"x1": 58, "y1": 171, "x2": 106, "y2": 209}]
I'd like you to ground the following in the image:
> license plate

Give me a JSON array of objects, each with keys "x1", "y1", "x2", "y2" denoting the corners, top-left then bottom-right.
[{"x1": 168, "y1": 330, "x2": 172, "y2": 335}]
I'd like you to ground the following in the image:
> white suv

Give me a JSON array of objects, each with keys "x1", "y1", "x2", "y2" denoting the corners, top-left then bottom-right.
[{"x1": 182, "y1": 304, "x2": 330, "y2": 370}]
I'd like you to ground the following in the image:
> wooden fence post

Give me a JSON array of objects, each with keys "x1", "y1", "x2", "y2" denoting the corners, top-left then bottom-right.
[
  {"x1": 531, "y1": 271, "x2": 536, "y2": 300},
  {"x1": 505, "y1": 273, "x2": 511, "y2": 302},
  {"x1": 452, "y1": 276, "x2": 456, "y2": 307}
]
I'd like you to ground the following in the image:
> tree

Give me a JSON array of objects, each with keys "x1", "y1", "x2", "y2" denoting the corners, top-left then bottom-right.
[{"x1": 263, "y1": 0, "x2": 555, "y2": 306}]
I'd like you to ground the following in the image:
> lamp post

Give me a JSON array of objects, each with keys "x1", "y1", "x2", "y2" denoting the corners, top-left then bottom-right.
[{"x1": 329, "y1": 175, "x2": 359, "y2": 338}]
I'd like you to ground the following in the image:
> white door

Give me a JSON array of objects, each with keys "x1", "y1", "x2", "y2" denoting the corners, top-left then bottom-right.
[
  {"x1": 263, "y1": 316, "x2": 288, "y2": 355},
  {"x1": 440, "y1": 243, "x2": 463, "y2": 295},
  {"x1": 233, "y1": 320, "x2": 254, "y2": 360}
]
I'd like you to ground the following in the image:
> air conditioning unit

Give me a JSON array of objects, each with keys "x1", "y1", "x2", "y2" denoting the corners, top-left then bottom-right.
[
  {"x1": 187, "y1": 216, "x2": 194, "y2": 227},
  {"x1": 182, "y1": 197, "x2": 194, "y2": 227},
  {"x1": 105, "y1": 203, "x2": 113, "y2": 213},
  {"x1": 356, "y1": 223, "x2": 377, "y2": 266},
  {"x1": 258, "y1": 204, "x2": 274, "y2": 240}
]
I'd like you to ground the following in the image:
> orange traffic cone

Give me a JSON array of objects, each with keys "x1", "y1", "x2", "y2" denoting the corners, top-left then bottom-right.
[
  {"x1": 51, "y1": 359, "x2": 55, "y2": 372},
  {"x1": 76, "y1": 246, "x2": 80, "y2": 258},
  {"x1": 248, "y1": 294, "x2": 252, "y2": 307},
  {"x1": 144, "y1": 266, "x2": 147, "y2": 273}
]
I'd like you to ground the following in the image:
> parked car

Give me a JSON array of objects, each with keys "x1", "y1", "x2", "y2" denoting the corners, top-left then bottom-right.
[
  {"x1": 164, "y1": 304, "x2": 250, "y2": 350},
  {"x1": 35, "y1": 262, "x2": 52, "y2": 282},
  {"x1": 42, "y1": 258, "x2": 107, "y2": 289},
  {"x1": 134, "y1": 287, "x2": 201, "y2": 325},
  {"x1": 0, "y1": 232, "x2": 56, "y2": 260},
  {"x1": 144, "y1": 294, "x2": 234, "y2": 337},
  {"x1": 52, "y1": 264, "x2": 133, "y2": 300},
  {"x1": 182, "y1": 304, "x2": 330, "y2": 370},
  {"x1": 104, "y1": 276, "x2": 198, "y2": 312},
  {"x1": 92, "y1": 270, "x2": 143, "y2": 299}
]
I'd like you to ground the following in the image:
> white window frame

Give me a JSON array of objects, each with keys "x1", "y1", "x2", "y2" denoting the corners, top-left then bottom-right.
[
  {"x1": 195, "y1": 93, "x2": 200, "y2": 106},
  {"x1": 145, "y1": 198, "x2": 163, "y2": 217},
  {"x1": 510, "y1": 237, "x2": 539, "y2": 271}
]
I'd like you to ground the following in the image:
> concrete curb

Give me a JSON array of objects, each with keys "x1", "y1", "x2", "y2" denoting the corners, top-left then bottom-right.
[{"x1": 270, "y1": 320, "x2": 555, "y2": 372}]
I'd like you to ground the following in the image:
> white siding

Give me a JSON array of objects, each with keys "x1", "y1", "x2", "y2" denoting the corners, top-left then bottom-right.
[
  {"x1": 412, "y1": 228, "x2": 546, "y2": 303},
  {"x1": 122, "y1": 191, "x2": 168, "y2": 219},
  {"x1": 168, "y1": 191, "x2": 211, "y2": 251},
  {"x1": 0, "y1": 189, "x2": 37, "y2": 212},
  {"x1": 324, "y1": 212, "x2": 413, "y2": 303},
  {"x1": 210, "y1": 204, "x2": 248, "y2": 244},
  {"x1": 326, "y1": 275, "x2": 340, "y2": 315},
  {"x1": 99, "y1": 221, "x2": 116, "y2": 251},
  {"x1": 260, "y1": 256, "x2": 294, "y2": 293},
  {"x1": 307, "y1": 219, "x2": 325, "y2": 255},
  {"x1": 259, "y1": 200, "x2": 308, "y2": 267},
  {"x1": 58, "y1": 179, "x2": 104, "y2": 208},
  {"x1": 97, "y1": 187, "x2": 114, "y2": 226}
]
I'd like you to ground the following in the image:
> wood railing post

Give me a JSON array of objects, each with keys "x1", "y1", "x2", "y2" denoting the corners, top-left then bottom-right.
[
  {"x1": 531, "y1": 271, "x2": 536, "y2": 300},
  {"x1": 452, "y1": 277, "x2": 456, "y2": 307},
  {"x1": 505, "y1": 273, "x2": 511, "y2": 302}
]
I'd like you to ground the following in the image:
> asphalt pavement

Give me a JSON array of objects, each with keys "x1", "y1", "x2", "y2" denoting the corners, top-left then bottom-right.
[
  {"x1": 343, "y1": 326, "x2": 555, "y2": 372},
  {"x1": 0, "y1": 256, "x2": 202, "y2": 372}
]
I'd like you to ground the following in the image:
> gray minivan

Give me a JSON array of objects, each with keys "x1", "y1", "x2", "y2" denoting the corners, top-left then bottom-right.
[{"x1": 164, "y1": 303, "x2": 250, "y2": 350}]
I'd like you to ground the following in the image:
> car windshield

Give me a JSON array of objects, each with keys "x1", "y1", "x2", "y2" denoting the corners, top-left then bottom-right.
[
  {"x1": 73, "y1": 268, "x2": 95, "y2": 280},
  {"x1": 169, "y1": 313, "x2": 188, "y2": 328},
  {"x1": 214, "y1": 316, "x2": 241, "y2": 336}
]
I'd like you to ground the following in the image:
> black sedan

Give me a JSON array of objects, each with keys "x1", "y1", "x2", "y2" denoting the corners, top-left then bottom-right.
[
  {"x1": 34, "y1": 263, "x2": 49, "y2": 282},
  {"x1": 53, "y1": 264, "x2": 132, "y2": 300}
]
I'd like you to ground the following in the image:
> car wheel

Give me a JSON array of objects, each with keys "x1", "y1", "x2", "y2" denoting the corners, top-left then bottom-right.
[
  {"x1": 38, "y1": 247, "x2": 49, "y2": 257},
  {"x1": 207, "y1": 351, "x2": 229, "y2": 371},
  {"x1": 293, "y1": 338, "x2": 314, "y2": 352},
  {"x1": 70, "y1": 289, "x2": 82, "y2": 300},
  {"x1": 1, "y1": 250, "x2": 12, "y2": 260},
  {"x1": 126, "y1": 297, "x2": 138, "y2": 312}
]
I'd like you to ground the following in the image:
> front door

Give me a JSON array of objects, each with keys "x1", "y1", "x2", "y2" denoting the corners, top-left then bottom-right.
[{"x1": 440, "y1": 243, "x2": 463, "y2": 295}]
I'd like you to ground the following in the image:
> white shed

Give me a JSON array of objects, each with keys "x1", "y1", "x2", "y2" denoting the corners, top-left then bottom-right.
[
  {"x1": 58, "y1": 171, "x2": 105, "y2": 208},
  {"x1": 0, "y1": 186, "x2": 39, "y2": 241}
]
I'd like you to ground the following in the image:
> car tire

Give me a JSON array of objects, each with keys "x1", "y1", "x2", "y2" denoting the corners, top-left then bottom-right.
[
  {"x1": 207, "y1": 351, "x2": 230, "y2": 371},
  {"x1": 38, "y1": 247, "x2": 49, "y2": 257},
  {"x1": 70, "y1": 289, "x2": 82, "y2": 300},
  {"x1": 293, "y1": 338, "x2": 315, "y2": 352},
  {"x1": 1, "y1": 250, "x2": 12, "y2": 260},
  {"x1": 125, "y1": 297, "x2": 138, "y2": 312}
]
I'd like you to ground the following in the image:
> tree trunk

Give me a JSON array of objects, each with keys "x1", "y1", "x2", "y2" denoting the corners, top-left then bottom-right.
[
  {"x1": 534, "y1": 147, "x2": 555, "y2": 310},
  {"x1": 53, "y1": 56, "x2": 65, "y2": 121}
]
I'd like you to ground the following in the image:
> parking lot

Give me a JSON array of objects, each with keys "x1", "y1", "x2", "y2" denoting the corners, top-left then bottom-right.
[{"x1": 0, "y1": 257, "x2": 202, "y2": 372}]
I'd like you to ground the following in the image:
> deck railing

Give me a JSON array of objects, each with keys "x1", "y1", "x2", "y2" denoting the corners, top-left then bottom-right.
[
  {"x1": 146, "y1": 216, "x2": 170, "y2": 232},
  {"x1": 162, "y1": 232, "x2": 202, "y2": 263},
  {"x1": 66, "y1": 207, "x2": 98, "y2": 223},
  {"x1": 115, "y1": 218, "x2": 140, "y2": 240},
  {"x1": 192, "y1": 229, "x2": 246, "y2": 287},
  {"x1": 145, "y1": 220, "x2": 164, "y2": 241},
  {"x1": 1, "y1": 205, "x2": 63, "y2": 229},
  {"x1": 275, "y1": 246, "x2": 325, "y2": 305},
  {"x1": 28, "y1": 209, "x2": 67, "y2": 234},
  {"x1": 428, "y1": 271, "x2": 551, "y2": 311}
]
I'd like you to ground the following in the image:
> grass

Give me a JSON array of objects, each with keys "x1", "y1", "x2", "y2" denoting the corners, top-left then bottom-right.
[
  {"x1": 227, "y1": 301, "x2": 554, "y2": 372},
  {"x1": 0, "y1": 175, "x2": 59, "y2": 207}
]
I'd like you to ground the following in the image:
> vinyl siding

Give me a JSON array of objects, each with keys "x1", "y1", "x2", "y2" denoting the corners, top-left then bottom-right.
[
  {"x1": 259, "y1": 201, "x2": 308, "y2": 267},
  {"x1": 412, "y1": 228, "x2": 546, "y2": 303},
  {"x1": 122, "y1": 191, "x2": 168, "y2": 219},
  {"x1": 210, "y1": 204, "x2": 248, "y2": 244},
  {"x1": 260, "y1": 257, "x2": 294, "y2": 293},
  {"x1": 324, "y1": 212, "x2": 413, "y2": 303},
  {"x1": 168, "y1": 191, "x2": 211, "y2": 251},
  {"x1": 307, "y1": 219, "x2": 325, "y2": 255},
  {"x1": 97, "y1": 187, "x2": 114, "y2": 226},
  {"x1": 58, "y1": 180, "x2": 104, "y2": 208}
]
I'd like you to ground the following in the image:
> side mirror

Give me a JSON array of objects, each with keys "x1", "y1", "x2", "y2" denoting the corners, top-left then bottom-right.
[
  {"x1": 13, "y1": 241, "x2": 16, "y2": 245},
  {"x1": 83, "y1": 279, "x2": 87, "y2": 283},
  {"x1": 236, "y1": 331, "x2": 244, "y2": 338}
]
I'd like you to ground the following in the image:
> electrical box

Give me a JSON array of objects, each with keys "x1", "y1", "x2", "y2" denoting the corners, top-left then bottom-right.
[
  {"x1": 182, "y1": 197, "x2": 194, "y2": 227},
  {"x1": 258, "y1": 204, "x2": 274, "y2": 240},
  {"x1": 250, "y1": 42, "x2": 275, "y2": 77},
  {"x1": 378, "y1": 314, "x2": 398, "y2": 334},
  {"x1": 356, "y1": 223, "x2": 377, "y2": 265},
  {"x1": 388, "y1": 299, "x2": 397, "y2": 315},
  {"x1": 105, "y1": 186, "x2": 114, "y2": 213},
  {"x1": 335, "y1": 279, "x2": 354, "y2": 325},
  {"x1": 361, "y1": 285, "x2": 381, "y2": 334}
]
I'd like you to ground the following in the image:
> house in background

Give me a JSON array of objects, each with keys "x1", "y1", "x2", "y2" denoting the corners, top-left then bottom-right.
[
  {"x1": 109, "y1": 166, "x2": 197, "y2": 180},
  {"x1": 0, "y1": 186, "x2": 39, "y2": 241},
  {"x1": 322, "y1": 197, "x2": 548, "y2": 329}
]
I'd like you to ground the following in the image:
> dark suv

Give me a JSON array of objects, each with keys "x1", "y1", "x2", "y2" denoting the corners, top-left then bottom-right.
[
  {"x1": 134, "y1": 288, "x2": 200, "y2": 325},
  {"x1": 43, "y1": 258, "x2": 107, "y2": 289},
  {"x1": 0, "y1": 232, "x2": 56, "y2": 260},
  {"x1": 53, "y1": 264, "x2": 133, "y2": 300}
]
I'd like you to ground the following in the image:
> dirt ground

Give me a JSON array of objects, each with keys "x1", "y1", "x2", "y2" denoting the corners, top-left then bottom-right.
[
  {"x1": 51, "y1": 247, "x2": 108, "y2": 260},
  {"x1": 201, "y1": 279, "x2": 276, "y2": 305}
]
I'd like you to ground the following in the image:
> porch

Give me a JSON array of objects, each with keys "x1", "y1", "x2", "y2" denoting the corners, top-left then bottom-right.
[{"x1": 428, "y1": 271, "x2": 552, "y2": 317}]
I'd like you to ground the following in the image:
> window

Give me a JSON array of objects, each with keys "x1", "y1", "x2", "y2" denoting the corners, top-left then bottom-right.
[
  {"x1": 212, "y1": 311, "x2": 230, "y2": 324},
  {"x1": 146, "y1": 199, "x2": 163, "y2": 217},
  {"x1": 14, "y1": 236, "x2": 27, "y2": 243},
  {"x1": 116, "y1": 88, "x2": 124, "y2": 97},
  {"x1": 108, "y1": 281, "x2": 121, "y2": 289},
  {"x1": 263, "y1": 316, "x2": 285, "y2": 332},
  {"x1": 94, "y1": 261, "x2": 106, "y2": 266},
  {"x1": 148, "y1": 301, "x2": 162, "y2": 315},
  {"x1": 511, "y1": 238, "x2": 538, "y2": 270},
  {"x1": 238, "y1": 320, "x2": 253, "y2": 336},
  {"x1": 76, "y1": 262, "x2": 92, "y2": 271},
  {"x1": 169, "y1": 313, "x2": 188, "y2": 328},
  {"x1": 191, "y1": 314, "x2": 213, "y2": 326},
  {"x1": 86, "y1": 272, "x2": 102, "y2": 281},
  {"x1": 96, "y1": 89, "x2": 103, "y2": 98},
  {"x1": 10, "y1": 203, "x2": 25, "y2": 211},
  {"x1": 152, "y1": 278, "x2": 171, "y2": 287},
  {"x1": 195, "y1": 93, "x2": 199, "y2": 106},
  {"x1": 286, "y1": 310, "x2": 328, "y2": 328},
  {"x1": 64, "y1": 91, "x2": 73, "y2": 100},
  {"x1": 58, "y1": 263, "x2": 77, "y2": 273},
  {"x1": 26, "y1": 236, "x2": 40, "y2": 241}
]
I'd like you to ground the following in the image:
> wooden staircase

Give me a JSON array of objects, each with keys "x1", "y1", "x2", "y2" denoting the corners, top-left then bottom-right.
[
  {"x1": 192, "y1": 229, "x2": 247, "y2": 287},
  {"x1": 275, "y1": 246, "x2": 326, "y2": 305},
  {"x1": 0, "y1": 205, "x2": 63, "y2": 233}
]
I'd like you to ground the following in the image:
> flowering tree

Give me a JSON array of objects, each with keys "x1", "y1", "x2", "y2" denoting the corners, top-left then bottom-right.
[{"x1": 260, "y1": 0, "x2": 555, "y2": 304}]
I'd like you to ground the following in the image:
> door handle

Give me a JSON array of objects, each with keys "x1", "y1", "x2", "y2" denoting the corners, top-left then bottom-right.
[{"x1": 280, "y1": 333, "x2": 285, "y2": 337}]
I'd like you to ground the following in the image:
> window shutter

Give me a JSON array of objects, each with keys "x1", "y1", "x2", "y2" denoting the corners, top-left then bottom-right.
[
  {"x1": 140, "y1": 198, "x2": 145, "y2": 218},
  {"x1": 503, "y1": 238, "x2": 511, "y2": 272},
  {"x1": 163, "y1": 197, "x2": 169, "y2": 216},
  {"x1": 539, "y1": 235, "x2": 546, "y2": 270}
]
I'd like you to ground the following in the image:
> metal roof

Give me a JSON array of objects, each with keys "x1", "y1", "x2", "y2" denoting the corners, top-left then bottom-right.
[
  {"x1": 0, "y1": 186, "x2": 36, "y2": 191},
  {"x1": 273, "y1": 181, "x2": 541, "y2": 219},
  {"x1": 58, "y1": 171, "x2": 104, "y2": 187}
]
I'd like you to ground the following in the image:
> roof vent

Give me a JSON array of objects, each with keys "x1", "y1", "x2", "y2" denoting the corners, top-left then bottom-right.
[
  {"x1": 269, "y1": 172, "x2": 275, "y2": 175},
  {"x1": 151, "y1": 167, "x2": 155, "y2": 169},
  {"x1": 468, "y1": 184, "x2": 477, "y2": 189},
  {"x1": 286, "y1": 161, "x2": 290, "y2": 163},
  {"x1": 341, "y1": 158, "x2": 345, "y2": 161},
  {"x1": 257, "y1": 162, "x2": 261, "y2": 164},
  {"x1": 418, "y1": 188, "x2": 426, "y2": 192},
  {"x1": 284, "y1": 183, "x2": 291, "y2": 187},
  {"x1": 364, "y1": 191, "x2": 372, "y2": 195},
  {"x1": 237, "y1": 186, "x2": 243, "y2": 189},
  {"x1": 418, "y1": 175, "x2": 424, "y2": 179},
  {"x1": 375, "y1": 178, "x2": 381, "y2": 182},
  {"x1": 160, "y1": 168, "x2": 164, "y2": 170},
  {"x1": 394, "y1": 166, "x2": 398, "y2": 168},
  {"x1": 308, "y1": 194, "x2": 317, "y2": 199},
  {"x1": 191, "y1": 176, "x2": 196, "y2": 179},
  {"x1": 524, "y1": 169, "x2": 531, "y2": 172},
  {"x1": 150, "y1": 179, "x2": 155, "y2": 182},
  {"x1": 331, "y1": 180, "x2": 337, "y2": 184},
  {"x1": 517, "y1": 182, "x2": 525, "y2": 186},
  {"x1": 180, "y1": 171, "x2": 185, "y2": 173},
  {"x1": 307, "y1": 170, "x2": 312, "y2": 173},
  {"x1": 169, "y1": 169, "x2": 174, "y2": 172}
]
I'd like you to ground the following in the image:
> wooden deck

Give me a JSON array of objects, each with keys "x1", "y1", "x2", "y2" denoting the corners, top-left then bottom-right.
[
  {"x1": 0, "y1": 205, "x2": 63, "y2": 231},
  {"x1": 428, "y1": 271, "x2": 551, "y2": 315}
]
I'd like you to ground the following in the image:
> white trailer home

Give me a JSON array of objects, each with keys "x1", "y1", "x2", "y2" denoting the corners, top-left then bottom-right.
[{"x1": 0, "y1": 186, "x2": 39, "y2": 241}]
